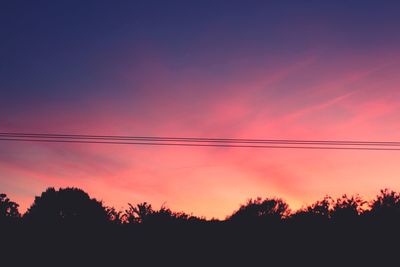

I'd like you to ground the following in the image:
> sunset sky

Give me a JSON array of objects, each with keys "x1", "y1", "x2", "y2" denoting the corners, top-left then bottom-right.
[{"x1": 1, "y1": 1, "x2": 400, "y2": 218}]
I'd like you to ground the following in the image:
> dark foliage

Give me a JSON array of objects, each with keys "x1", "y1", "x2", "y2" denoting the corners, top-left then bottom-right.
[
  {"x1": 123, "y1": 202, "x2": 202, "y2": 225},
  {"x1": 106, "y1": 206, "x2": 123, "y2": 224},
  {"x1": 23, "y1": 187, "x2": 109, "y2": 224},
  {"x1": 291, "y1": 196, "x2": 332, "y2": 222},
  {"x1": 0, "y1": 193, "x2": 20, "y2": 221},
  {"x1": 367, "y1": 189, "x2": 400, "y2": 221},
  {"x1": 228, "y1": 197, "x2": 289, "y2": 223},
  {"x1": 2, "y1": 187, "x2": 400, "y2": 265},
  {"x1": 331, "y1": 194, "x2": 365, "y2": 221}
]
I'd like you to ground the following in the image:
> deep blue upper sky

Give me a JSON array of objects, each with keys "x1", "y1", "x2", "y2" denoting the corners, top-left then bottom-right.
[{"x1": 2, "y1": 1, "x2": 400, "y2": 106}]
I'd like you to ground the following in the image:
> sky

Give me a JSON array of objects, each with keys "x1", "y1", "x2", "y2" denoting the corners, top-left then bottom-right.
[{"x1": 1, "y1": 0, "x2": 400, "y2": 218}]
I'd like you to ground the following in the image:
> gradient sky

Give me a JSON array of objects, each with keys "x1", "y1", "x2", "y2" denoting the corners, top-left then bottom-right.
[{"x1": 1, "y1": 0, "x2": 400, "y2": 218}]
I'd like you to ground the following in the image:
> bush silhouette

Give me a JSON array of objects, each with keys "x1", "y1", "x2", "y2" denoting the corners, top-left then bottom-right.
[
  {"x1": 292, "y1": 196, "x2": 332, "y2": 222},
  {"x1": 146, "y1": 206, "x2": 198, "y2": 224},
  {"x1": 106, "y1": 206, "x2": 123, "y2": 224},
  {"x1": 0, "y1": 193, "x2": 20, "y2": 222},
  {"x1": 228, "y1": 197, "x2": 289, "y2": 223},
  {"x1": 24, "y1": 187, "x2": 109, "y2": 224},
  {"x1": 123, "y1": 202, "x2": 198, "y2": 225},
  {"x1": 123, "y1": 202, "x2": 153, "y2": 224}
]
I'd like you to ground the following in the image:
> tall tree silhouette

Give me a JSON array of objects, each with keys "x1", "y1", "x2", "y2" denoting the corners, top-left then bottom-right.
[
  {"x1": 228, "y1": 197, "x2": 289, "y2": 223},
  {"x1": 24, "y1": 187, "x2": 109, "y2": 224},
  {"x1": 0, "y1": 193, "x2": 20, "y2": 222}
]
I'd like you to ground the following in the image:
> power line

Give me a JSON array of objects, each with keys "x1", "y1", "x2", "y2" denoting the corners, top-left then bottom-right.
[
  {"x1": 1, "y1": 132, "x2": 400, "y2": 146},
  {"x1": 2, "y1": 138, "x2": 400, "y2": 150},
  {"x1": 0, "y1": 132, "x2": 399, "y2": 151}
]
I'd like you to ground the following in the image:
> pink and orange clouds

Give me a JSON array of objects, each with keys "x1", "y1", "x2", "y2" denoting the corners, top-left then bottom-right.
[{"x1": 2, "y1": 49, "x2": 400, "y2": 218}]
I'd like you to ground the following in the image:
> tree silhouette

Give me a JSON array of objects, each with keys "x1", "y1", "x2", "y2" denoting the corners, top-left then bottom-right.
[
  {"x1": 292, "y1": 194, "x2": 365, "y2": 223},
  {"x1": 1, "y1": 188, "x2": 399, "y2": 265},
  {"x1": 106, "y1": 206, "x2": 123, "y2": 224},
  {"x1": 292, "y1": 196, "x2": 332, "y2": 222},
  {"x1": 24, "y1": 187, "x2": 109, "y2": 224},
  {"x1": 123, "y1": 202, "x2": 154, "y2": 224},
  {"x1": 368, "y1": 189, "x2": 400, "y2": 221},
  {"x1": 228, "y1": 197, "x2": 289, "y2": 223},
  {"x1": 123, "y1": 202, "x2": 198, "y2": 225},
  {"x1": 0, "y1": 193, "x2": 20, "y2": 222},
  {"x1": 331, "y1": 194, "x2": 365, "y2": 221},
  {"x1": 145, "y1": 206, "x2": 196, "y2": 224}
]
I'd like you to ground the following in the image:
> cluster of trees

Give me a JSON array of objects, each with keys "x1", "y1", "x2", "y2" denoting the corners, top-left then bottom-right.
[
  {"x1": 0, "y1": 188, "x2": 204, "y2": 225},
  {"x1": 2, "y1": 187, "x2": 400, "y2": 226}
]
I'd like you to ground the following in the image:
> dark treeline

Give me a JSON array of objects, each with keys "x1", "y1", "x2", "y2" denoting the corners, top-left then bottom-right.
[
  {"x1": 2, "y1": 187, "x2": 400, "y2": 266},
  {"x1": 2, "y1": 187, "x2": 400, "y2": 224}
]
